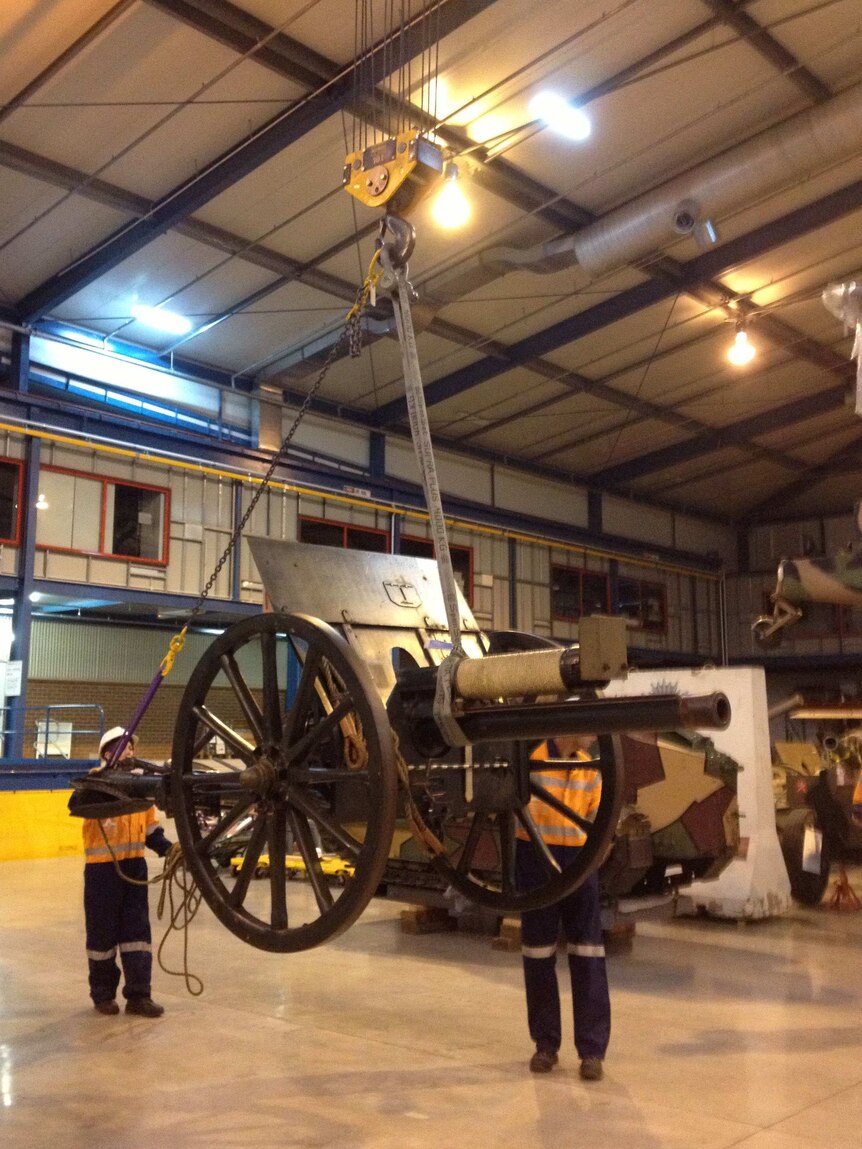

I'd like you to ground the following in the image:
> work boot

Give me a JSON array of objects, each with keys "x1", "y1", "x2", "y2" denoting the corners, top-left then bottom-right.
[
  {"x1": 125, "y1": 997, "x2": 164, "y2": 1018},
  {"x1": 579, "y1": 1057, "x2": 603, "y2": 1081},
  {"x1": 529, "y1": 1049, "x2": 558, "y2": 1073},
  {"x1": 93, "y1": 1000, "x2": 119, "y2": 1016}
]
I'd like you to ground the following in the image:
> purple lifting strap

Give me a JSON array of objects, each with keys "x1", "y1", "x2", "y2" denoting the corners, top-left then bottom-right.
[{"x1": 103, "y1": 667, "x2": 165, "y2": 768}]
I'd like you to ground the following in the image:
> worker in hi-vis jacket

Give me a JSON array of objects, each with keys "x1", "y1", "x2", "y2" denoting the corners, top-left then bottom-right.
[
  {"x1": 515, "y1": 734, "x2": 610, "y2": 1080},
  {"x1": 82, "y1": 726, "x2": 173, "y2": 1018}
]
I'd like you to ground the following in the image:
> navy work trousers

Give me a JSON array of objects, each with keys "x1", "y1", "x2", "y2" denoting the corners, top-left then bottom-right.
[
  {"x1": 84, "y1": 858, "x2": 153, "y2": 1004},
  {"x1": 516, "y1": 839, "x2": 610, "y2": 1059}
]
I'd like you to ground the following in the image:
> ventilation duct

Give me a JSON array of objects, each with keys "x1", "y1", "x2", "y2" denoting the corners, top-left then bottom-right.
[{"x1": 485, "y1": 81, "x2": 862, "y2": 278}]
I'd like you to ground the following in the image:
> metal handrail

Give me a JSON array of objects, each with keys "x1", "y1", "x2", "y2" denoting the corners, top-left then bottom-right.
[{"x1": 0, "y1": 703, "x2": 105, "y2": 768}]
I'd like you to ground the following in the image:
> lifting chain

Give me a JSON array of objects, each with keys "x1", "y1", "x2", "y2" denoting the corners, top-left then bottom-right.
[{"x1": 185, "y1": 249, "x2": 383, "y2": 628}]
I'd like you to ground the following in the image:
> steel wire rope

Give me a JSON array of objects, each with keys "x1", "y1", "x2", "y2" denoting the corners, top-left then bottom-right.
[
  {"x1": 341, "y1": 109, "x2": 383, "y2": 409},
  {"x1": 598, "y1": 293, "x2": 680, "y2": 469},
  {"x1": 104, "y1": 181, "x2": 345, "y2": 343}
]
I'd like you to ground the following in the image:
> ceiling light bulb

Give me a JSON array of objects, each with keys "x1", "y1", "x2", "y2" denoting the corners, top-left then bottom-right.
[
  {"x1": 529, "y1": 91, "x2": 591, "y2": 141},
  {"x1": 727, "y1": 328, "x2": 756, "y2": 366},
  {"x1": 432, "y1": 177, "x2": 471, "y2": 229},
  {"x1": 131, "y1": 304, "x2": 192, "y2": 335}
]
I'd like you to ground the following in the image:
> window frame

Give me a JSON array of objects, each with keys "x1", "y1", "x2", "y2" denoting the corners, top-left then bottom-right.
[
  {"x1": 399, "y1": 532, "x2": 474, "y2": 605},
  {"x1": 36, "y1": 465, "x2": 171, "y2": 567},
  {"x1": 298, "y1": 514, "x2": 389, "y2": 553},
  {"x1": 618, "y1": 576, "x2": 668, "y2": 634},
  {"x1": 550, "y1": 563, "x2": 610, "y2": 622},
  {"x1": 0, "y1": 457, "x2": 24, "y2": 545}
]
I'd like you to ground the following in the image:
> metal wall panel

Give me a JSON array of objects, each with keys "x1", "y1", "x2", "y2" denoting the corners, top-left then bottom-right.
[
  {"x1": 29, "y1": 620, "x2": 263, "y2": 688},
  {"x1": 674, "y1": 513, "x2": 737, "y2": 572},
  {"x1": 748, "y1": 519, "x2": 824, "y2": 574},
  {"x1": 44, "y1": 551, "x2": 90, "y2": 582},
  {"x1": 602, "y1": 495, "x2": 674, "y2": 548},
  {"x1": 45, "y1": 445, "x2": 96, "y2": 472},
  {"x1": 494, "y1": 467, "x2": 588, "y2": 528},
  {"x1": 0, "y1": 545, "x2": 17, "y2": 575},
  {"x1": 289, "y1": 413, "x2": 369, "y2": 468}
]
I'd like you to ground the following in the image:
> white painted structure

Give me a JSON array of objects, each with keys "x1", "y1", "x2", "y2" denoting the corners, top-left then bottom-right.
[{"x1": 606, "y1": 665, "x2": 792, "y2": 920}]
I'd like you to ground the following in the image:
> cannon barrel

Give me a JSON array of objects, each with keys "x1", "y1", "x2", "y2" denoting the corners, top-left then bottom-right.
[{"x1": 454, "y1": 691, "x2": 730, "y2": 744}]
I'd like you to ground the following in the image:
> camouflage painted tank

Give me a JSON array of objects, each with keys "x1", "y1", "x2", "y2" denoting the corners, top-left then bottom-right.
[{"x1": 382, "y1": 730, "x2": 741, "y2": 901}]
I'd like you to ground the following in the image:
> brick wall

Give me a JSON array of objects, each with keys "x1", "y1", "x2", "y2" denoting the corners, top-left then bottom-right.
[{"x1": 26, "y1": 680, "x2": 254, "y2": 763}]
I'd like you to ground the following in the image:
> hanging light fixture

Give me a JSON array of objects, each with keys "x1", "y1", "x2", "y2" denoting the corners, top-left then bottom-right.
[
  {"x1": 529, "y1": 91, "x2": 591, "y2": 141},
  {"x1": 432, "y1": 162, "x2": 471, "y2": 229},
  {"x1": 727, "y1": 321, "x2": 756, "y2": 366},
  {"x1": 131, "y1": 304, "x2": 192, "y2": 336}
]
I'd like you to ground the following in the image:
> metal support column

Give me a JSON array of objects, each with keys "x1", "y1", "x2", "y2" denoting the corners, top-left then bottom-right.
[
  {"x1": 588, "y1": 489, "x2": 602, "y2": 535},
  {"x1": 7, "y1": 437, "x2": 39, "y2": 759},
  {"x1": 10, "y1": 331, "x2": 30, "y2": 394},
  {"x1": 508, "y1": 537, "x2": 518, "y2": 631},
  {"x1": 369, "y1": 431, "x2": 386, "y2": 480},
  {"x1": 390, "y1": 510, "x2": 401, "y2": 556},
  {"x1": 608, "y1": 558, "x2": 619, "y2": 615},
  {"x1": 232, "y1": 480, "x2": 243, "y2": 602}
]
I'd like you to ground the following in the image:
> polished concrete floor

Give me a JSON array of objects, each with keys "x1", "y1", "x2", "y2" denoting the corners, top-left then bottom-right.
[{"x1": 2, "y1": 856, "x2": 862, "y2": 1149}]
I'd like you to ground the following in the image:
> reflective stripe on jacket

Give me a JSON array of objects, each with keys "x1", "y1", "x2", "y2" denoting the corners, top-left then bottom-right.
[
  {"x1": 83, "y1": 806, "x2": 159, "y2": 863},
  {"x1": 515, "y1": 739, "x2": 601, "y2": 847}
]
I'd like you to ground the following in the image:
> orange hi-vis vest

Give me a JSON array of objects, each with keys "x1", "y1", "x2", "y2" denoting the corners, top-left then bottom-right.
[
  {"x1": 82, "y1": 806, "x2": 160, "y2": 864},
  {"x1": 515, "y1": 740, "x2": 601, "y2": 847},
  {"x1": 853, "y1": 770, "x2": 862, "y2": 826}
]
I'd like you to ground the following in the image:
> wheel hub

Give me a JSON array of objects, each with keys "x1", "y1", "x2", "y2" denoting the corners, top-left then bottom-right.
[{"x1": 240, "y1": 753, "x2": 280, "y2": 795}]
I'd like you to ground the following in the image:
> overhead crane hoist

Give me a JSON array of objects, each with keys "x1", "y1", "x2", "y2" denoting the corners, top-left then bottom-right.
[{"x1": 70, "y1": 54, "x2": 733, "y2": 955}]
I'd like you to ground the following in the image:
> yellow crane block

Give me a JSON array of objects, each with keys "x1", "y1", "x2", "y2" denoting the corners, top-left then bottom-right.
[{"x1": 343, "y1": 128, "x2": 444, "y2": 212}]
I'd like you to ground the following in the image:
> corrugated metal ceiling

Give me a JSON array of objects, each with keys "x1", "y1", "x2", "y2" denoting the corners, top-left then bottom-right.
[{"x1": 2, "y1": 0, "x2": 862, "y2": 523}]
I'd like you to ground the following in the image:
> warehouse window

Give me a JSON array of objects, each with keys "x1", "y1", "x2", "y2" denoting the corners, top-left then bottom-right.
[
  {"x1": 36, "y1": 467, "x2": 169, "y2": 564},
  {"x1": 299, "y1": 515, "x2": 388, "y2": 553},
  {"x1": 551, "y1": 565, "x2": 609, "y2": 621},
  {"x1": 400, "y1": 534, "x2": 473, "y2": 603},
  {"x1": 107, "y1": 483, "x2": 167, "y2": 560},
  {"x1": 0, "y1": 459, "x2": 22, "y2": 543},
  {"x1": 618, "y1": 577, "x2": 667, "y2": 633}
]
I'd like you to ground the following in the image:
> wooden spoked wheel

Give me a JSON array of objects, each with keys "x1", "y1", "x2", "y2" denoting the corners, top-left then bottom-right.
[
  {"x1": 171, "y1": 613, "x2": 397, "y2": 952},
  {"x1": 424, "y1": 733, "x2": 623, "y2": 912}
]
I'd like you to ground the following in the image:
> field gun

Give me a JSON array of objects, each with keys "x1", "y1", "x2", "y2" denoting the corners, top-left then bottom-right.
[{"x1": 73, "y1": 540, "x2": 730, "y2": 953}]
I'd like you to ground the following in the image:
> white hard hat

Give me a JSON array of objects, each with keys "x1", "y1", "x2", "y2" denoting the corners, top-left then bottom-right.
[{"x1": 99, "y1": 726, "x2": 138, "y2": 757}]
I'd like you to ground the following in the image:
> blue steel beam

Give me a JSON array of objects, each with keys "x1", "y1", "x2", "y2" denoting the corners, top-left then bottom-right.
[
  {"x1": 16, "y1": 0, "x2": 498, "y2": 322},
  {"x1": 372, "y1": 177, "x2": 862, "y2": 427},
  {"x1": 28, "y1": 578, "x2": 255, "y2": 618},
  {"x1": 7, "y1": 437, "x2": 39, "y2": 759},
  {"x1": 147, "y1": 0, "x2": 340, "y2": 91},
  {"x1": 591, "y1": 308, "x2": 855, "y2": 488},
  {"x1": 0, "y1": 1, "x2": 136, "y2": 128},
  {"x1": 700, "y1": 0, "x2": 831, "y2": 104},
  {"x1": 740, "y1": 431, "x2": 862, "y2": 524},
  {"x1": 593, "y1": 379, "x2": 852, "y2": 489}
]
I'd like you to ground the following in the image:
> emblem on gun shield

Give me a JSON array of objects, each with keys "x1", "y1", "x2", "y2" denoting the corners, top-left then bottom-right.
[{"x1": 384, "y1": 578, "x2": 421, "y2": 608}]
